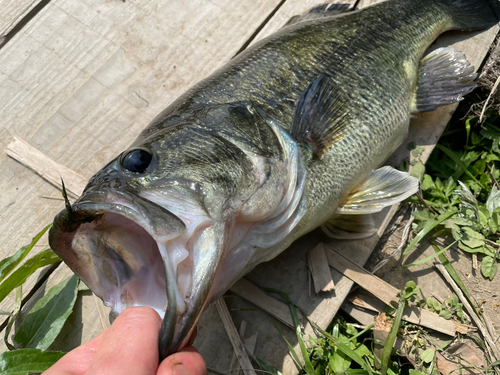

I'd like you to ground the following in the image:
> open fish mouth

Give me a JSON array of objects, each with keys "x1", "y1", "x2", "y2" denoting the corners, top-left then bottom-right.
[{"x1": 49, "y1": 189, "x2": 195, "y2": 355}]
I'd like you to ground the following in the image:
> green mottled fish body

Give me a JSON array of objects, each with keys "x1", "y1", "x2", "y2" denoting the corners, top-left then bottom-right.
[
  {"x1": 49, "y1": 0, "x2": 500, "y2": 359},
  {"x1": 145, "y1": 0, "x2": 480, "y2": 243}
]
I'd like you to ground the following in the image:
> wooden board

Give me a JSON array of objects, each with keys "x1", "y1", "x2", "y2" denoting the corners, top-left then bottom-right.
[
  {"x1": 0, "y1": 0, "x2": 284, "y2": 326},
  {"x1": 0, "y1": 0, "x2": 44, "y2": 39},
  {"x1": 0, "y1": 0, "x2": 498, "y2": 374}
]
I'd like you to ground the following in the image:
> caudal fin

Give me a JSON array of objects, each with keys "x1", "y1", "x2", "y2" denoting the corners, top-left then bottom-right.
[{"x1": 446, "y1": 0, "x2": 500, "y2": 30}]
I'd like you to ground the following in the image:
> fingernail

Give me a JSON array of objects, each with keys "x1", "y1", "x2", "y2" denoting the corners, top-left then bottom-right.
[{"x1": 174, "y1": 364, "x2": 192, "y2": 375}]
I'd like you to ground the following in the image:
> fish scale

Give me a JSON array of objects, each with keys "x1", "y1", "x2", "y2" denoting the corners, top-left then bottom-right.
[{"x1": 50, "y1": 0, "x2": 500, "y2": 359}]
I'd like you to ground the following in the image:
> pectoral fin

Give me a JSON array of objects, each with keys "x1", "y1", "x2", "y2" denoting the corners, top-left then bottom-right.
[
  {"x1": 411, "y1": 48, "x2": 477, "y2": 113},
  {"x1": 337, "y1": 166, "x2": 419, "y2": 214},
  {"x1": 291, "y1": 74, "x2": 350, "y2": 157}
]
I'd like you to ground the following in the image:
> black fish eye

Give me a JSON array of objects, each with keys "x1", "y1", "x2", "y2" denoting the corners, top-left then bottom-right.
[{"x1": 121, "y1": 149, "x2": 153, "y2": 173}]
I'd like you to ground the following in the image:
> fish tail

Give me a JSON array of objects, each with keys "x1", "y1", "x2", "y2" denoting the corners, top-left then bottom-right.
[{"x1": 444, "y1": 0, "x2": 500, "y2": 30}]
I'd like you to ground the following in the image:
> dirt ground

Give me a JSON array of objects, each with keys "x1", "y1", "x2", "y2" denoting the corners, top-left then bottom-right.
[{"x1": 365, "y1": 204, "x2": 500, "y2": 363}]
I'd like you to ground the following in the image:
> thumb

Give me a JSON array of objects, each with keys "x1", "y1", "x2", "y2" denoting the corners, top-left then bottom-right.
[{"x1": 157, "y1": 347, "x2": 207, "y2": 375}]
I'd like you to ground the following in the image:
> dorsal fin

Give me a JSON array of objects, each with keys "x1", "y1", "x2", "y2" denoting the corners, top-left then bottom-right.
[
  {"x1": 410, "y1": 48, "x2": 477, "y2": 113},
  {"x1": 290, "y1": 74, "x2": 350, "y2": 157},
  {"x1": 284, "y1": 3, "x2": 352, "y2": 28}
]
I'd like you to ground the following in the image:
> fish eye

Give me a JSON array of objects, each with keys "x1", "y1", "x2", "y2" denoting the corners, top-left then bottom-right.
[{"x1": 121, "y1": 149, "x2": 153, "y2": 173}]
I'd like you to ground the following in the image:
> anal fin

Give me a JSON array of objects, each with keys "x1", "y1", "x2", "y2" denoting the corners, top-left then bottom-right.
[
  {"x1": 411, "y1": 48, "x2": 477, "y2": 113},
  {"x1": 337, "y1": 166, "x2": 419, "y2": 214},
  {"x1": 321, "y1": 214, "x2": 376, "y2": 240}
]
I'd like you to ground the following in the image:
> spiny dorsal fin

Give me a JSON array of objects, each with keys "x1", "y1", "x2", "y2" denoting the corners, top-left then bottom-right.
[
  {"x1": 337, "y1": 166, "x2": 419, "y2": 214},
  {"x1": 284, "y1": 3, "x2": 352, "y2": 28},
  {"x1": 291, "y1": 74, "x2": 350, "y2": 157},
  {"x1": 411, "y1": 48, "x2": 477, "y2": 113}
]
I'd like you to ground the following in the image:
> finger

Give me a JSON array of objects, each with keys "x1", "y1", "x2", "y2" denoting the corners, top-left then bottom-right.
[
  {"x1": 85, "y1": 306, "x2": 162, "y2": 375},
  {"x1": 157, "y1": 346, "x2": 207, "y2": 375},
  {"x1": 43, "y1": 329, "x2": 108, "y2": 375}
]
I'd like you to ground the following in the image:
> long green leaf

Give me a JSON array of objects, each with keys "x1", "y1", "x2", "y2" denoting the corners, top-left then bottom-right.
[
  {"x1": 0, "y1": 250, "x2": 60, "y2": 305},
  {"x1": 380, "y1": 295, "x2": 405, "y2": 375},
  {"x1": 432, "y1": 244, "x2": 478, "y2": 316},
  {"x1": 0, "y1": 349, "x2": 64, "y2": 375},
  {"x1": 435, "y1": 145, "x2": 485, "y2": 188},
  {"x1": 14, "y1": 275, "x2": 79, "y2": 350},
  {"x1": 404, "y1": 240, "x2": 457, "y2": 267},
  {"x1": 314, "y1": 325, "x2": 374, "y2": 375},
  {"x1": 266, "y1": 289, "x2": 314, "y2": 375},
  {"x1": 269, "y1": 320, "x2": 304, "y2": 371},
  {"x1": 0, "y1": 225, "x2": 51, "y2": 283},
  {"x1": 402, "y1": 211, "x2": 455, "y2": 264}
]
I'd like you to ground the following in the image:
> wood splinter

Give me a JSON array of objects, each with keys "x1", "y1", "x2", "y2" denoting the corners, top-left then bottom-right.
[
  {"x1": 307, "y1": 243, "x2": 335, "y2": 293},
  {"x1": 215, "y1": 299, "x2": 257, "y2": 375}
]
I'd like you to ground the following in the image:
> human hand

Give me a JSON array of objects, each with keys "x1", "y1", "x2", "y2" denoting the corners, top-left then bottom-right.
[{"x1": 44, "y1": 306, "x2": 207, "y2": 375}]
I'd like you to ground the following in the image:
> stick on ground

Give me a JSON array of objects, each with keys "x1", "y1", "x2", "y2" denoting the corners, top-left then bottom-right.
[{"x1": 434, "y1": 262, "x2": 500, "y2": 362}]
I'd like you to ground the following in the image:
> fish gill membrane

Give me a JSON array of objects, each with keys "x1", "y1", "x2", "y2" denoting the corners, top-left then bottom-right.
[{"x1": 49, "y1": 0, "x2": 500, "y2": 361}]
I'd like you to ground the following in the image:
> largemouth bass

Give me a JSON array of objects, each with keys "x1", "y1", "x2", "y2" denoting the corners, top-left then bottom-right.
[{"x1": 49, "y1": 0, "x2": 500, "y2": 359}]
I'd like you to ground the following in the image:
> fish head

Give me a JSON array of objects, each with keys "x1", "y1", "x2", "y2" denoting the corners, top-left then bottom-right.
[{"x1": 49, "y1": 102, "x2": 286, "y2": 359}]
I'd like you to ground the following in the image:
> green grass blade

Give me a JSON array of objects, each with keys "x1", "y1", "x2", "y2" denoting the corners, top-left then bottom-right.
[
  {"x1": 465, "y1": 118, "x2": 473, "y2": 148},
  {"x1": 348, "y1": 324, "x2": 374, "y2": 342},
  {"x1": 0, "y1": 349, "x2": 64, "y2": 375},
  {"x1": 0, "y1": 224, "x2": 51, "y2": 283},
  {"x1": 380, "y1": 295, "x2": 405, "y2": 375},
  {"x1": 435, "y1": 144, "x2": 485, "y2": 188},
  {"x1": 404, "y1": 240, "x2": 457, "y2": 267},
  {"x1": 402, "y1": 211, "x2": 455, "y2": 264},
  {"x1": 314, "y1": 324, "x2": 374, "y2": 375},
  {"x1": 14, "y1": 275, "x2": 79, "y2": 350},
  {"x1": 269, "y1": 320, "x2": 303, "y2": 371},
  {"x1": 431, "y1": 243, "x2": 478, "y2": 316},
  {"x1": 0, "y1": 250, "x2": 60, "y2": 305},
  {"x1": 265, "y1": 289, "x2": 314, "y2": 375}
]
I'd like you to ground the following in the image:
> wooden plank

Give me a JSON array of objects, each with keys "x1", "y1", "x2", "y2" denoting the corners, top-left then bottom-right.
[
  {"x1": 0, "y1": 0, "x2": 43, "y2": 38},
  {"x1": 340, "y1": 300, "x2": 376, "y2": 328},
  {"x1": 215, "y1": 299, "x2": 257, "y2": 375},
  {"x1": 229, "y1": 322, "x2": 258, "y2": 375},
  {"x1": 229, "y1": 278, "x2": 294, "y2": 329},
  {"x1": 0, "y1": 0, "x2": 284, "y2": 347},
  {"x1": 434, "y1": 263, "x2": 500, "y2": 361},
  {"x1": 1, "y1": 1, "x2": 498, "y2": 374},
  {"x1": 229, "y1": 321, "x2": 247, "y2": 374},
  {"x1": 6, "y1": 136, "x2": 87, "y2": 198},
  {"x1": 325, "y1": 246, "x2": 458, "y2": 336},
  {"x1": 307, "y1": 243, "x2": 335, "y2": 293},
  {"x1": 251, "y1": 0, "x2": 357, "y2": 45}
]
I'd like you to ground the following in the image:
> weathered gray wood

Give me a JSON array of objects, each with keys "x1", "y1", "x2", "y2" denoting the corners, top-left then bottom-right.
[
  {"x1": 0, "y1": 0, "x2": 43, "y2": 38},
  {"x1": 251, "y1": 0, "x2": 357, "y2": 45},
  {"x1": 1, "y1": 0, "x2": 498, "y2": 374},
  {"x1": 7, "y1": 136, "x2": 87, "y2": 197},
  {"x1": 325, "y1": 246, "x2": 458, "y2": 336},
  {"x1": 0, "y1": 0, "x2": 283, "y2": 330},
  {"x1": 215, "y1": 299, "x2": 257, "y2": 375},
  {"x1": 307, "y1": 243, "x2": 335, "y2": 293}
]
